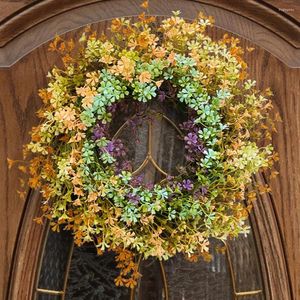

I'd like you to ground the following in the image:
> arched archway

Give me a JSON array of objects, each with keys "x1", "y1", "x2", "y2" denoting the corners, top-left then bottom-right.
[{"x1": 1, "y1": 1, "x2": 298, "y2": 299}]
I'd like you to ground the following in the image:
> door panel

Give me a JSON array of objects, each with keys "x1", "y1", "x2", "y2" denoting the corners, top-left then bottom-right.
[
  {"x1": 32, "y1": 101, "x2": 266, "y2": 299},
  {"x1": 0, "y1": 1, "x2": 299, "y2": 299}
]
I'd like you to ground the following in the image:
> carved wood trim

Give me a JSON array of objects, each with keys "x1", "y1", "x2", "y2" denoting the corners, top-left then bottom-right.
[
  {"x1": 0, "y1": 0, "x2": 298, "y2": 48},
  {"x1": 7, "y1": 190, "x2": 45, "y2": 300},
  {"x1": 251, "y1": 174, "x2": 293, "y2": 300},
  {"x1": 0, "y1": 0, "x2": 299, "y2": 67}
]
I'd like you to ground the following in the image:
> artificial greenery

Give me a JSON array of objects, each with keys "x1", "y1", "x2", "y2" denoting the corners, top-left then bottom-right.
[{"x1": 11, "y1": 3, "x2": 279, "y2": 288}]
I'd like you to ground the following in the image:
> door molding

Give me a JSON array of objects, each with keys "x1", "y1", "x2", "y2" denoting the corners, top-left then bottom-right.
[
  {"x1": 0, "y1": 0, "x2": 299, "y2": 67},
  {"x1": 3, "y1": 1, "x2": 295, "y2": 299}
]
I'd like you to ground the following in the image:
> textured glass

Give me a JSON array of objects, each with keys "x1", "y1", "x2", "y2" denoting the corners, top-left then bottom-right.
[
  {"x1": 227, "y1": 219, "x2": 264, "y2": 296},
  {"x1": 151, "y1": 112, "x2": 185, "y2": 176},
  {"x1": 38, "y1": 228, "x2": 73, "y2": 290},
  {"x1": 163, "y1": 239, "x2": 233, "y2": 300},
  {"x1": 36, "y1": 293, "x2": 61, "y2": 300},
  {"x1": 113, "y1": 100, "x2": 186, "y2": 182},
  {"x1": 133, "y1": 258, "x2": 164, "y2": 300},
  {"x1": 117, "y1": 119, "x2": 149, "y2": 171},
  {"x1": 65, "y1": 244, "x2": 130, "y2": 300},
  {"x1": 240, "y1": 295, "x2": 263, "y2": 300}
]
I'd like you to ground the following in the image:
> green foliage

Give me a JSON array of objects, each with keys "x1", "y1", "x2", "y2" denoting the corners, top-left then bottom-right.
[{"x1": 22, "y1": 10, "x2": 277, "y2": 284}]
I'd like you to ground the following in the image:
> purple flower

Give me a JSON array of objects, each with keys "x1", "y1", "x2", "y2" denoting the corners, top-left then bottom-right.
[
  {"x1": 127, "y1": 193, "x2": 140, "y2": 205},
  {"x1": 179, "y1": 119, "x2": 205, "y2": 162},
  {"x1": 130, "y1": 174, "x2": 144, "y2": 187},
  {"x1": 183, "y1": 133, "x2": 205, "y2": 162},
  {"x1": 104, "y1": 139, "x2": 126, "y2": 158},
  {"x1": 166, "y1": 175, "x2": 174, "y2": 181},
  {"x1": 182, "y1": 179, "x2": 194, "y2": 191},
  {"x1": 145, "y1": 182, "x2": 154, "y2": 190},
  {"x1": 157, "y1": 90, "x2": 166, "y2": 102},
  {"x1": 106, "y1": 141, "x2": 115, "y2": 152},
  {"x1": 193, "y1": 186, "x2": 208, "y2": 198},
  {"x1": 179, "y1": 119, "x2": 198, "y2": 133},
  {"x1": 200, "y1": 186, "x2": 208, "y2": 195},
  {"x1": 121, "y1": 160, "x2": 132, "y2": 172},
  {"x1": 185, "y1": 132, "x2": 198, "y2": 145},
  {"x1": 114, "y1": 160, "x2": 133, "y2": 174},
  {"x1": 92, "y1": 122, "x2": 107, "y2": 140},
  {"x1": 107, "y1": 104, "x2": 117, "y2": 113}
]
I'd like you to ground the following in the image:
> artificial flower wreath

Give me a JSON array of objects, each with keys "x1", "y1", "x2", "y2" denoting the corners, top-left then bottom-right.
[{"x1": 15, "y1": 4, "x2": 278, "y2": 288}]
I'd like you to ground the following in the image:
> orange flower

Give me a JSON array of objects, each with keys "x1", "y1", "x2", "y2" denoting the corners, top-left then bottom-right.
[
  {"x1": 167, "y1": 51, "x2": 176, "y2": 64},
  {"x1": 29, "y1": 176, "x2": 41, "y2": 188},
  {"x1": 76, "y1": 86, "x2": 97, "y2": 109},
  {"x1": 73, "y1": 198, "x2": 82, "y2": 206},
  {"x1": 111, "y1": 56, "x2": 135, "y2": 81},
  {"x1": 48, "y1": 35, "x2": 62, "y2": 52},
  {"x1": 136, "y1": 31, "x2": 157, "y2": 49},
  {"x1": 138, "y1": 12, "x2": 156, "y2": 24},
  {"x1": 7, "y1": 158, "x2": 15, "y2": 169},
  {"x1": 140, "y1": 0, "x2": 148, "y2": 9},
  {"x1": 18, "y1": 165, "x2": 27, "y2": 173},
  {"x1": 74, "y1": 187, "x2": 84, "y2": 197},
  {"x1": 100, "y1": 54, "x2": 115, "y2": 65},
  {"x1": 38, "y1": 89, "x2": 52, "y2": 104},
  {"x1": 111, "y1": 18, "x2": 123, "y2": 32},
  {"x1": 155, "y1": 80, "x2": 163, "y2": 87},
  {"x1": 138, "y1": 71, "x2": 151, "y2": 83},
  {"x1": 152, "y1": 47, "x2": 166, "y2": 58},
  {"x1": 86, "y1": 72, "x2": 99, "y2": 86}
]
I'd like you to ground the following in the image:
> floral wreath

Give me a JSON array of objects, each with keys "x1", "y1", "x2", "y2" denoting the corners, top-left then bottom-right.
[{"x1": 11, "y1": 3, "x2": 279, "y2": 288}]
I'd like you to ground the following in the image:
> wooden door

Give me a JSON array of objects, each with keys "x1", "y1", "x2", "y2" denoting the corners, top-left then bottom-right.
[{"x1": 0, "y1": 1, "x2": 299, "y2": 299}]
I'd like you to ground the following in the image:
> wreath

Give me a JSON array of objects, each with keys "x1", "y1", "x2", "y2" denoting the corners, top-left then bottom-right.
[{"x1": 11, "y1": 4, "x2": 278, "y2": 288}]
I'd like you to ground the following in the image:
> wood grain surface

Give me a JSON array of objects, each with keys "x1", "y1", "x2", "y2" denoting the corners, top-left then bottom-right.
[
  {"x1": 0, "y1": 1, "x2": 299, "y2": 299},
  {"x1": 0, "y1": 0, "x2": 299, "y2": 67},
  {"x1": 0, "y1": 0, "x2": 299, "y2": 48}
]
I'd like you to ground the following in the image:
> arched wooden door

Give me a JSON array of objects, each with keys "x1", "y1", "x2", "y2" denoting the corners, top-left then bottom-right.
[{"x1": 0, "y1": 1, "x2": 299, "y2": 299}]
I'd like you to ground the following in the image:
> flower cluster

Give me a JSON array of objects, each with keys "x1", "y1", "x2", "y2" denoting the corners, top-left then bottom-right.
[
  {"x1": 180, "y1": 119, "x2": 205, "y2": 162},
  {"x1": 15, "y1": 6, "x2": 278, "y2": 289}
]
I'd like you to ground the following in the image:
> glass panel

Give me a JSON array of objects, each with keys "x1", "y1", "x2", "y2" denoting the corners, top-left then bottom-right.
[
  {"x1": 163, "y1": 239, "x2": 234, "y2": 300},
  {"x1": 36, "y1": 293, "x2": 62, "y2": 300},
  {"x1": 38, "y1": 228, "x2": 73, "y2": 290},
  {"x1": 133, "y1": 258, "x2": 164, "y2": 300},
  {"x1": 151, "y1": 112, "x2": 185, "y2": 176},
  {"x1": 112, "y1": 99, "x2": 186, "y2": 179},
  {"x1": 116, "y1": 116, "x2": 149, "y2": 171},
  {"x1": 239, "y1": 295, "x2": 263, "y2": 300},
  {"x1": 65, "y1": 243, "x2": 130, "y2": 300},
  {"x1": 227, "y1": 219, "x2": 264, "y2": 295}
]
